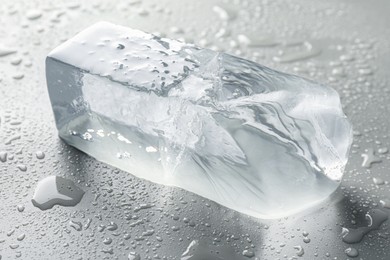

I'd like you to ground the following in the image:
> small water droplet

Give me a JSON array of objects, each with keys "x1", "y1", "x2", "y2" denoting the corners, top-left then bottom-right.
[
  {"x1": 10, "y1": 57, "x2": 22, "y2": 66},
  {"x1": 358, "y1": 68, "x2": 373, "y2": 76},
  {"x1": 12, "y1": 74, "x2": 24, "y2": 80},
  {"x1": 107, "y1": 222, "x2": 118, "y2": 231},
  {"x1": 294, "y1": 245, "x2": 304, "y2": 257},
  {"x1": 137, "y1": 9, "x2": 149, "y2": 16},
  {"x1": 379, "y1": 199, "x2": 390, "y2": 209},
  {"x1": 373, "y1": 177, "x2": 385, "y2": 185},
  {"x1": 242, "y1": 249, "x2": 255, "y2": 258},
  {"x1": 377, "y1": 147, "x2": 388, "y2": 154},
  {"x1": 274, "y1": 42, "x2": 321, "y2": 63},
  {"x1": 237, "y1": 34, "x2": 278, "y2": 47},
  {"x1": 35, "y1": 151, "x2": 45, "y2": 159},
  {"x1": 17, "y1": 205, "x2": 25, "y2": 212},
  {"x1": 345, "y1": 247, "x2": 359, "y2": 257},
  {"x1": 0, "y1": 45, "x2": 16, "y2": 57},
  {"x1": 26, "y1": 9, "x2": 42, "y2": 20},
  {"x1": 142, "y1": 229, "x2": 154, "y2": 236},
  {"x1": 17, "y1": 234, "x2": 25, "y2": 241},
  {"x1": 84, "y1": 218, "x2": 92, "y2": 229},
  {"x1": 17, "y1": 164, "x2": 27, "y2": 172},
  {"x1": 69, "y1": 220, "x2": 82, "y2": 231},
  {"x1": 9, "y1": 244, "x2": 19, "y2": 249},
  {"x1": 0, "y1": 151, "x2": 7, "y2": 162},
  {"x1": 212, "y1": 5, "x2": 237, "y2": 21},
  {"x1": 128, "y1": 252, "x2": 141, "y2": 260},
  {"x1": 103, "y1": 237, "x2": 113, "y2": 245},
  {"x1": 4, "y1": 135, "x2": 21, "y2": 145}
]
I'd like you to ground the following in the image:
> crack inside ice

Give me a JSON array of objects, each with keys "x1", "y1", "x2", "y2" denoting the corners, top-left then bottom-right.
[{"x1": 46, "y1": 22, "x2": 352, "y2": 218}]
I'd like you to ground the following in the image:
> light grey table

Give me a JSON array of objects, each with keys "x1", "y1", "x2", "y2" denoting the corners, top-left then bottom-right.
[{"x1": 0, "y1": 0, "x2": 389, "y2": 259}]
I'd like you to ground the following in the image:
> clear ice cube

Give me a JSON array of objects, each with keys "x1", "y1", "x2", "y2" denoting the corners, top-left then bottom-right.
[{"x1": 46, "y1": 22, "x2": 352, "y2": 218}]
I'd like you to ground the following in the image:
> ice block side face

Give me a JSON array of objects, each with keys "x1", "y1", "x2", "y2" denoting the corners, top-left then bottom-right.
[{"x1": 46, "y1": 22, "x2": 352, "y2": 218}]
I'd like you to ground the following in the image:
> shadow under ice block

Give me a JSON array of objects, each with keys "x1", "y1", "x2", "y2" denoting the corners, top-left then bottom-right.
[{"x1": 46, "y1": 22, "x2": 352, "y2": 218}]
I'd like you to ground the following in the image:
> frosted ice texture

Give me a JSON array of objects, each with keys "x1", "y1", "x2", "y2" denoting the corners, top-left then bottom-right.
[{"x1": 46, "y1": 22, "x2": 352, "y2": 218}]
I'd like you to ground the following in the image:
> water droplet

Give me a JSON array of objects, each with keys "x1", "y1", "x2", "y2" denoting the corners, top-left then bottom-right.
[
  {"x1": 171, "y1": 226, "x2": 180, "y2": 231},
  {"x1": 10, "y1": 57, "x2": 22, "y2": 66},
  {"x1": 345, "y1": 247, "x2": 359, "y2": 258},
  {"x1": 69, "y1": 220, "x2": 82, "y2": 231},
  {"x1": 0, "y1": 151, "x2": 7, "y2": 162},
  {"x1": 0, "y1": 45, "x2": 16, "y2": 57},
  {"x1": 342, "y1": 209, "x2": 388, "y2": 243},
  {"x1": 26, "y1": 9, "x2": 42, "y2": 20},
  {"x1": 9, "y1": 244, "x2": 19, "y2": 249},
  {"x1": 373, "y1": 177, "x2": 385, "y2": 185},
  {"x1": 17, "y1": 234, "x2": 25, "y2": 241},
  {"x1": 303, "y1": 237, "x2": 311, "y2": 243},
  {"x1": 378, "y1": 147, "x2": 388, "y2": 154},
  {"x1": 181, "y1": 240, "x2": 243, "y2": 259},
  {"x1": 31, "y1": 176, "x2": 85, "y2": 210},
  {"x1": 67, "y1": 2, "x2": 81, "y2": 9},
  {"x1": 128, "y1": 252, "x2": 141, "y2": 260},
  {"x1": 274, "y1": 42, "x2": 321, "y2": 63},
  {"x1": 142, "y1": 229, "x2": 154, "y2": 236},
  {"x1": 137, "y1": 9, "x2": 149, "y2": 16},
  {"x1": 17, "y1": 205, "x2": 25, "y2": 212},
  {"x1": 170, "y1": 27, "x2": 184, "y2": 34},
  {"x1": 339, "y1": 54, "x2": 354, "y2": 62},
  {"x1": 12, "y1": 74, "x2": 24, "y2": 80},
  {"x1": 242, "y1": 249, "x2": 255, "y2": 257},
  {"x1": 35, "y1": 151, "x2": 45, "y2": 159},
  {"x1": 102, "y1": 248, "x2": 114, "y2": 254},
  {"x1": 212, "y1": 5, "x2": 237, "y2": 21},
  {"x1": 294, "y1": 245, "x2": 304, "y2": 257},
  {"x1": 361, "y1": 148, "x2": 381, "y2": 168},
  {"x1": 103, "y1": 237, "x2": 113, "y2": 245},
  {"x1": 4, "y1": 135, "x2": 21, "y2": 145},
  {"x1": 358, "y1": 68, "x2": 373, "y2": 76},
  {"x1": 237, "y1": 34, "x2": 278, "y2": 47},
  {"x1": 379, "y1": 199, "x2": 390, "y2": 209},
  {"x1": 17, "y1": 164, "x2": 27, "y2": 172},
  {"x1": 84, "y1": 218, "x2": 92, "y2": 229},
  {"x1": 107, "y1": 222, "x2": 118, "y2": 231}
]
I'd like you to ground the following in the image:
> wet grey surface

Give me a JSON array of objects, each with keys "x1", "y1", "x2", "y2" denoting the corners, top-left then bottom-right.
[{"x1": 0, "y1": 0, "x2": 390, "y2": 259}]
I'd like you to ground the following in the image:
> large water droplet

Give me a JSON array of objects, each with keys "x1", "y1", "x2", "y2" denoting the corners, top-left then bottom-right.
[
  {"x1": 342, "y1": 209, "x2": 388, "y2": 243},
  {"x1": 31, "y1": 176, "x2": 85, "y2": 210},
  {"x1": 361, "y1": 148, "x2": 381, "y2": 168}
]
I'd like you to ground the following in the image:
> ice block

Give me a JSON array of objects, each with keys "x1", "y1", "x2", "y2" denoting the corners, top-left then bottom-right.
[{"x1": 46, "y1": 22, "x2": 352, "y2": 218}]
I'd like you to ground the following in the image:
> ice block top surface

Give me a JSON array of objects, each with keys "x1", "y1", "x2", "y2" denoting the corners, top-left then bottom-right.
[{"x1": 48, "y1": 22, "x2": 198, "y2": 94}]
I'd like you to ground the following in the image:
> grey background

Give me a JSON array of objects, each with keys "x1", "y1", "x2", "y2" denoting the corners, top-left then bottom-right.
[{"x1": 0, "y1": 0, "x2": 389, "y2": 259}]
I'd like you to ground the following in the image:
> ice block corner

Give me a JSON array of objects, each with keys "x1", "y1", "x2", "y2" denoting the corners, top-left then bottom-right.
[{"x1": 46, "y1": 21, "x2": 353, "y2": 218}]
